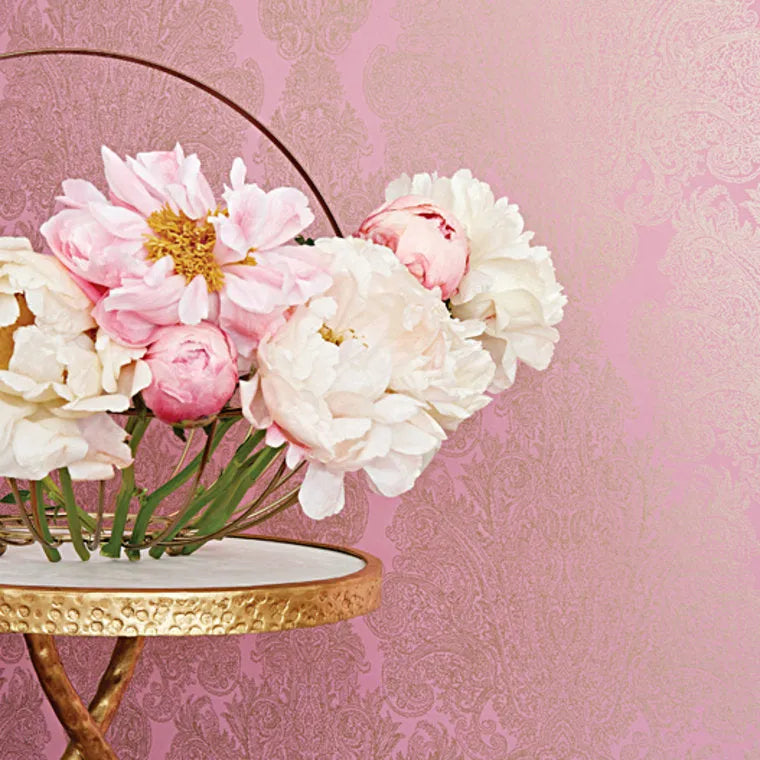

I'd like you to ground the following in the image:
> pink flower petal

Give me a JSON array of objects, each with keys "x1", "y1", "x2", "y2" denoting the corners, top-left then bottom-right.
[
  {"x1": 219, "y1": 181, "x2": 313, "y2": 253},
  {"x1": 229, "y1": 157, "x2": 247, "y2": 190},
  {"x1": 178, "y1": 274, "x2": 209, "y2": 324},
  {"x1": 57, "y1": 179, "x2": 107, "y2": 208},
  {"x1": 126, "y1": 148, "x2": 182, "y2": 200},
  {"x1": 101, "y1": 146, "x2": 161, "y2": 217},
  {"x1": 218, "y1": 184, "x2": 268, "y2": 253},
  {"x1": 93, "y1": 300, "x2": 163, "y2": 347},
  {"x1": 102, "y1": 274, "x2": 184, "y2": 323},
  {"x1": 41, "y1": 208, "x2": 146, "y2": 287},
  {"x1": 223, "y1": 268, "x2": 286, "y2": 313},
  {"x1": 143, "y1": 256, "x2": 175, "y2": 286},
  {"x1": 219, "y1": 298, "x2": 285, "y2": 359},
  {"x1": 88, "y1": 202, "x2": 151, "y2": 240},
  {"x1": 178, "y1": 153, "x2": 216, "y2": 217},
  {"x1": 256, "y1": 187, "x2": 314, "y2": 250},
  {"x1": 209, "y1": 229, "x2": 246, "y2": 266}
]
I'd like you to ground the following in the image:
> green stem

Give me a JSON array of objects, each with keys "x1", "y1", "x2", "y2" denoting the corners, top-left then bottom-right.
[
  {"x1": 75, "y1": 506, "x2": 96, "y2": 532},
  {"x1": 180, "y1": 445, "x2": 283, "y2": 555},
  {"x1": 40, "y1": 475, "x2": 63, "y2": 514},
  {"x1": 39, "y1": 476, "x2": 96, "y2": 531},
  {"x1": 58, "y1": 468, "x2": 89, "y2": 561},
  {"x1": 148, "y1": 429, "x2": 265, "y2": 559},
  {"x1": 146, "y1": 488, "x2": 214, "y2": 559},
  {"x1": 127, "y1": 418, "x2": 237, "y2": 558},
  {"x1": 100, "y1": 415, "x2": 151, "y2": 558},
  {"x1": 32, "y1": 481, "x2": 60, "y2": 562}
]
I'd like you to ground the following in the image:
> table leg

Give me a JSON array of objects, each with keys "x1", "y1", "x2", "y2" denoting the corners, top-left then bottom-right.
[
  {"x1": 61, "y1": 637, "x2": 146, "y2": 760},
  {"x1": 23, "y1": 633, "x2": 145, "y2": 760}
]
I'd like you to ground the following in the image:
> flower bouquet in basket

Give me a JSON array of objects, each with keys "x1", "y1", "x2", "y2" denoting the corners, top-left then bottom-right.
[{"x1": 0, "y1": 145, "x2": 565, "y2": 561}]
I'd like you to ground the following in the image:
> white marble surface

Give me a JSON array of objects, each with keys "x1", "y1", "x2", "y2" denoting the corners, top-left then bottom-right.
[{"x1": 0, "y1": 538, "x2": 365, "y2": 590}]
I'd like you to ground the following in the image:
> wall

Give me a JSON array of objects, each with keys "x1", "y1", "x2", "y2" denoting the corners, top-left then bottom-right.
[{"x1": 1, "y1": 1, "x2": 760, "y2": 757}]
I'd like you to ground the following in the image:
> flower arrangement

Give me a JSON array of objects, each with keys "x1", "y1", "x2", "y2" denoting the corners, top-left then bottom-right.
[{"x1": 0, "y1": 145, "x2": 565, "y2": 561}]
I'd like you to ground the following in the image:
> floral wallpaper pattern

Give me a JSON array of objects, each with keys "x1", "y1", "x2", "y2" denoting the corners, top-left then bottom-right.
[{"x1": 1, "y1": 0, "x2": 760, "y2": 757}]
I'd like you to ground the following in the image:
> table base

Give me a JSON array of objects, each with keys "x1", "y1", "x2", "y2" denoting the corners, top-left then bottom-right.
[{"x1": 24, "y1": 634, "x2": 145, "y2": 760}]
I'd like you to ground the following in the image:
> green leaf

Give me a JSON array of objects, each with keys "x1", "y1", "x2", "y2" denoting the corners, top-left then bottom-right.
[
  {"x1": 294, "y1": 235, "x2": 315, "y2": 246},
  {"x1": 0, "y1": 490, "x2": 30, "y2": 504},
  {"x1": 171, "y1": 424, "x2": 187, "y2": 442}
]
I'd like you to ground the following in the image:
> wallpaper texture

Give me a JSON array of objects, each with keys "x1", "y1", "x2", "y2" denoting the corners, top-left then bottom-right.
[{"x1": 1, "y1": 0, "x2": 760, "y2": 758}]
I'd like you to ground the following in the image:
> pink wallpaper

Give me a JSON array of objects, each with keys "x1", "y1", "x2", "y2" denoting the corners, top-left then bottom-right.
[{"x1": 2, "y1": 0, "x2": 760, "y2": 757}]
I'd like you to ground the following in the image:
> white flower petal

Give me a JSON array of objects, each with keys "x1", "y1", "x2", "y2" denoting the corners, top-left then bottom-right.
[
  {"x1": 242, "y1": 237, "x2": 456, "y2": 515},
  {"x1": 299, "y1": 463, "x2": 345, "y2": 519},
  {"x1": 386, "y1": 171, "x2": 565, "y2": 388},
  {"x1": 0, "y1": 293, "x2": 19, "y2": 326},
  {"x1": 68, "y1": 415, "x2": 131, "y2": 480},
  {"x1": 240, "y1": 376, "x2": 272, "y2": 429},
  {"x1": 12, "y1": 417, "x2": 89, "y2": 480},
  {"x1": 365, "y1": 451, "x2": 427, "y2": 497},
  {"x1": 0, "y1": 239, "x2": 147, "y2": 480}
]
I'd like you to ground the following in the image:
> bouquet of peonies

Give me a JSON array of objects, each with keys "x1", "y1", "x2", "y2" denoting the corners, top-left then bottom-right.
[{"x1": 0, "y1": 145, "x2": 565, "y2": 561}]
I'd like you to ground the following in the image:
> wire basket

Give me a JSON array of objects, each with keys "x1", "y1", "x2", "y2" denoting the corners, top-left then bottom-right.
[{"x1": 0, "y1": 48, "x2": 341, "y2": 561}]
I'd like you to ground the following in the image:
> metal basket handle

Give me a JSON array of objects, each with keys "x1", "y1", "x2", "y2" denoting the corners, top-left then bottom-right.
[{"x1": 0, "y1": 47, "x2": 343, "y2": 236}]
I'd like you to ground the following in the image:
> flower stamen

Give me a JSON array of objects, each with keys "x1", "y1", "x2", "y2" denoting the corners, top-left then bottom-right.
[
  {"x1": 240, "y1": 247, "x2": 257, "y2": 267},
  {"x1": 318, "y1": 324, "x2": 360, "y2": 346},
  {"x1": 145, "y1": 205, "x2": 225, "y2": 292}
]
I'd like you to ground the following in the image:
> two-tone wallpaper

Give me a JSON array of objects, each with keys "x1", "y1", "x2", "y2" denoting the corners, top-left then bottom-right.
[{"x1": 1, "y1": 0, "x2": 759, "y2": 757}]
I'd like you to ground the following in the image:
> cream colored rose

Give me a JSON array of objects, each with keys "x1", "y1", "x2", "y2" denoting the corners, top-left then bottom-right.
[
  {"x1": 242, "y1": 237, "x2": 495, "y2": 519},
  {"x1": 0, "y1": 237, "x2": 150, "y2": 480}
]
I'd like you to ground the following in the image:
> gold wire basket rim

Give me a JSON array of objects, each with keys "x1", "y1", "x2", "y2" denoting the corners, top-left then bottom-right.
[
  {"x1": 0, "y1": 533, "x2": 379, "y2": 593},
  {"x1": 0, "y1": 534, "x2": 383, "y2": 636}
]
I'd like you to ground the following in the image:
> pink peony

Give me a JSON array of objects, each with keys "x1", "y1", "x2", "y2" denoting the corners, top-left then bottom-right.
[
  {"x1": 41, "y1": 146, "x2": 331, "y2": 359},
  {"x1": 141, "y1": 323, "x2": 237, "y2": 424},
  {"x1": 357, "y1": 194, "x2": 469, "y2": 299},
  {"x1": 40, "y1": 178, "x2": 149, "y2": 294}
]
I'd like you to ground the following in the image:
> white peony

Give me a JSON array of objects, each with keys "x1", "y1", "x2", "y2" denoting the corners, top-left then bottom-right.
[
  {"x1": 241, "y1": 236, "x2": 495, "y2": 519},
  {"x1": 0, "y1": 237, "x2": 150, "y2": 480},
  {"x1": 385, "y1": 169, "x2": 566, "y2": 391}
]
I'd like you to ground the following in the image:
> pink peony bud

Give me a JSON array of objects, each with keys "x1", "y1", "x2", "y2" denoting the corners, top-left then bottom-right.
[
  {"x1": 357, "y1": 194, "x2": 469, "y2": 299},
  {"x1": 141, "y1": 323, "x2": 238, "y2": 423}
]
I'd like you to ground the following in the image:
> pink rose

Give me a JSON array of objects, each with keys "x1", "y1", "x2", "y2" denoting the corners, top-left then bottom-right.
[
  {"x1": 357, "y1": 194, "x2": 469, "y2": 299},
  {"x1": 141, "y1": 323, "x2": 238, "y2": 423}
]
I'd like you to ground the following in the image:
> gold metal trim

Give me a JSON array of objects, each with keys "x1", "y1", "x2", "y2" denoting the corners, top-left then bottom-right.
[{"x1": 0, "y1": 536, "x2": 382, "y2": 636}]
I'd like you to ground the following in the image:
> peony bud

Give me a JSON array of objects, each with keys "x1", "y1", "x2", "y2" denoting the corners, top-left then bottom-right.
[
  {"x1": 357, "y1": 194, "x2": 469, "y2": 299},
  {"x1": 142, "y1": 323, "x2": 237, "y2": 423}
]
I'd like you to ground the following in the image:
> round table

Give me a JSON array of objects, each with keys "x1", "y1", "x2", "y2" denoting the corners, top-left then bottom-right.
[{"x1": 0, "y1": 536, "x2": 381, "y2": 760}]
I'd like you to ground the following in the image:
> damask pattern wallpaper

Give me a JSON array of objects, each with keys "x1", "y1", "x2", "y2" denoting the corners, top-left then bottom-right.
[{"x1": 1, "y1": 0, "x2": 760, "y2": 757}]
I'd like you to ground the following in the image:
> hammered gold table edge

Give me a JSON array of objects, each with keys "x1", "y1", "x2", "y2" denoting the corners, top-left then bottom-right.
[{"x1": 0, "y1": 536, "x2": 383, "y2": 637}]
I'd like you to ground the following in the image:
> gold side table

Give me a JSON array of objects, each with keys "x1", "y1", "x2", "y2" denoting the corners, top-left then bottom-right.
[{"x1": 0, "y1": 536, "x2": 382, "y2": 759}]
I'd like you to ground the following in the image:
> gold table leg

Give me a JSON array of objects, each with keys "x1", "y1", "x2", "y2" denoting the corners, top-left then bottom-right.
[{"x1": 24, "y1": 633, "x2": 145, "y2": 760}]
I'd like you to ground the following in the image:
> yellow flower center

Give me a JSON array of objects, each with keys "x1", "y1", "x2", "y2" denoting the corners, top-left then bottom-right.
[
  {"x1": 0, "y1": 295, "x2": 35, "y2": 370},
  {"x1": 145, "y1": 205, "x2": 225, "y2": 292},
  {"x1": 318, "y1": 324, "x2": 360, "y2": 346},
  {"x1": 319, "y1": 324, "x2": 344, "y2": 345}
]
